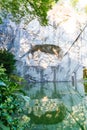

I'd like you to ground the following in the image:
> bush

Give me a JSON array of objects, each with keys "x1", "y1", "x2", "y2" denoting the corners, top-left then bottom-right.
[
  {"x1": 0, "y1": 49, "x2": 16, "y2": 75},
  {"x1": 0, "y1": 65, "x2": 30, "y2": 130}
]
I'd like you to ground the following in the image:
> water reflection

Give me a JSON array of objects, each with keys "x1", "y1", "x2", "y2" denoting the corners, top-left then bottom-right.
[
  {"x1": 24, "y1": 82, "x2": 87, "y2": 130},
  {"x1": 25, "y1": 82, "x2": 84, "y2": 107},
  {"x1": 29, "y1": 98, "x2": 66, "y2": 124}
]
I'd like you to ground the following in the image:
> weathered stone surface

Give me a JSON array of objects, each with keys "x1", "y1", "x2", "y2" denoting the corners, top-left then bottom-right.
[{"x1": 1, "y1": 1, "x2": 87, "y2": 82}]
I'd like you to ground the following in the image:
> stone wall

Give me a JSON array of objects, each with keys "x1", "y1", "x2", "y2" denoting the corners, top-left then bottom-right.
[{"x1": 1, "y1": 1, "x2": 87, "y2": 82}]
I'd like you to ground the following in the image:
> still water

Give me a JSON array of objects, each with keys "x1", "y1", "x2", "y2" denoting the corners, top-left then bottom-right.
[{"x1": 24, "y1": 82, "x2": 87, "y2": 130}]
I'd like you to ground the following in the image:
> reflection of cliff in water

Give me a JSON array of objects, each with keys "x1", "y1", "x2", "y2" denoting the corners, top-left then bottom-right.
[
  {"x1": 29, "y1": 99, "x2": 66, "y2": 124},
  {"x1": 24, "y1": 82, "x2": 85, "y2": 107},
  {"x1": 24, "y1": 82, "x2": 87, "y2": 130}
]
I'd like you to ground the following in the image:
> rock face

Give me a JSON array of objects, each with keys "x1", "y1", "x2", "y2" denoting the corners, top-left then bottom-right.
[
  {"x1": 1, "y1": 2, "x2": 87, "y2": 82},
  {"x1": 0, "y1": 19, "x2": 84, "y2": 82},
  {"x1": 14, "y1": 20, "x2": 84, "y2": 82}
]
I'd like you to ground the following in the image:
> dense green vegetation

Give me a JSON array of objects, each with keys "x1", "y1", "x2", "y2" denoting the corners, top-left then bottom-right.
[
  {"x1": 0, "y1": 65, "x2": 30, "y2": 130},
  {"x1": 0, "y1": 50, "x2": 30, "y2": 129},
  {"x1": 0, "y1": 49, "x2": 16, "y2": 75},
  {"x1": 0, "y1": 0, "x2": 59, "y2": 25}
]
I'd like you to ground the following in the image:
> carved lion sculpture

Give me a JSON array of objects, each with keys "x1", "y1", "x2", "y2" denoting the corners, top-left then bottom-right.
[{"x1": 20, "y1": 44, "x2": 63, "y2": 59}]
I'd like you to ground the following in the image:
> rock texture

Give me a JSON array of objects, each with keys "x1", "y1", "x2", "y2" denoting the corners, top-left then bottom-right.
[{"x1": 1, "y1": 1, "x2": 87, "y2": 82}]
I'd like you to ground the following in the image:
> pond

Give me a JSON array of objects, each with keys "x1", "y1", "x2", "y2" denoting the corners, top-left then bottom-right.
[{"x1": 24, "y1": 82, "x2": 87, "y2": 130}]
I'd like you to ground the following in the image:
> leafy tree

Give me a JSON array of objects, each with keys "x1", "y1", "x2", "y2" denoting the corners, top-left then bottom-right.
[
  {"x1": 0, "y1": 65, "x2": 30, "y2": 130},
  {"x1": 0, "y1": 0, "x2": 59, "y2": 25},
  {"x1": 0, "y1": 49, "x2": 16, "y2": 75}
]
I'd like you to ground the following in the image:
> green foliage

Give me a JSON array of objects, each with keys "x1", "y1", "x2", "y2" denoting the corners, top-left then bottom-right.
[
  {"x1": 83, "y1": 68, "x2": 87, "y2": 79},
  {"x1": 71, "y1": 0, "x2": 79, "y2": 7},
  {"x1": 84, "y1": 5, "x2": 87, "y2": 14},
  {"x1": 0, "y1": 0, "x2": 59, "y2": 25},
  {"x1": 0, "y1": 65, "x2": 30, "y2": 130},
  {"x1": 0, "y1": 49, "x2": 16, "y2": 75},
  {"x1": 0, "y1": 17, "x2": 3, "y2": 24}
]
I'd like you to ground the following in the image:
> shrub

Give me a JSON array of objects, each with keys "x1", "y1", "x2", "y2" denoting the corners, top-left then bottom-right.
[
  {"x1": 0, "y1": 49, "x2": 16, "y2": 75},
  {"x1": 0, "y1": 65, "x2": 30, "y2": 130}
]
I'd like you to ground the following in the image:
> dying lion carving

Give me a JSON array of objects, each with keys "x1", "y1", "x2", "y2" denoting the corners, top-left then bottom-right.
[{"x1": 20, "y1": 44, "x2": 63, "y2": 59}]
